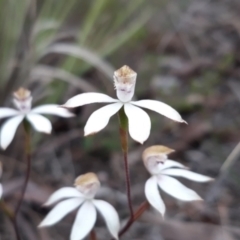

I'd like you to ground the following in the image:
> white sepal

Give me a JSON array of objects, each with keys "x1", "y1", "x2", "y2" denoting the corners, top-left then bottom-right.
[
  {"x1": 145, "y1": 176, "x2": 165, "y2": 216},
  {"x1": 93, "y1": 199, "x2": 120, "y2": 239},
  {"x1": 131, "y1": 100, "x2": 186, "y2": 123},
  {"x1": 39, "y1": 198, "x2": 83, "y2": 227},
  {"x1": 159, "y1": 159, "x2": 187, "y2": 171},
  {"x1": 0, "y1": 184, "x2": 2, "y2": 199},
  {"x1": 26, "y1": 113, "x2": 52, "y2": 134},
  {"x1": 0, "y1": 115, "x2": 24, "y2": 149},
  {"x1": 71, "y1": 201, "x2": 97, "y2": 240},
  {"x1": 84, "y1": 103, "x2": 123, "y2": 136},
  {"x1": 63, "y1": 92, "x2": 118, "y2": 108},
  {"x1": 43, "y1": 187, "x2": 83, "y2": 206},
  {"x1": 0, "y1": 108, "x2": 19, "y2": 119},
  {"x1": 158, "y1": 175, "x2": 202, "y2": 201},
  {"x1": 124, "y1": 103, "x2": 151, "y2": 144},
  {"x1": 31, "y1": 104, "x2": 74, "y2": 117},
  {"x1": 162, "y1": 169, "x2": 213, "y2": 182}
]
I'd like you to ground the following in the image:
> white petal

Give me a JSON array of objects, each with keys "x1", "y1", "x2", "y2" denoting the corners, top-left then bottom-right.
[
  {"x1": 159, "y1": 159, "x2": 187, "y2": 171},
  {"x1": 84, "y1": 103, "x2": 123, "y2": 136},
  {"x1": 124, "y1": 104, "x2": 151, "y2": 144},
  {"x1": 71, "y1": 201, "x2": 97, "y2": 240},
  {"x1": 26, "y1": 113, "x2": 52, "y2": 134},
  {"x1": 145, "y1": 176, "x2": 165, "y2": 216},
  {"x1": 0, "y1": 108, "x2": 19, "y2": 119},
  {"x1": 131, "y1": 100, "x2": 186, "y2": 123},
  {"x1": 162, "y1": 169, "x2": 213, "y2": 182},
  {"x1": 0, "y1": 115, "x2": 24, "y2": 150},
  {"x1": 63, "y1": 93, "x2": 118, "y2": 108},
  {"x1": 39, "y1": 198, "x2": 83, "y2": 227},
  {"x1": 93, "y1": 200, "x2": 120, "y2": 239},
  {"x1": 158, "y1": 175, "x2": 202, "y2": 201},
  {"x1": 31, "y1": 104, "x2": 74, "y2": 117},
  {"x1": 44, "y1": 187, "x2": 83, "y2": 206},
  {"x1": 0, "y1": 184, "x2": 2, "y2": 198}
]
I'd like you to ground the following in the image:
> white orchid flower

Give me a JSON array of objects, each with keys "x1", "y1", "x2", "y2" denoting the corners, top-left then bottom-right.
[
  {"x1": 143, "y1": 145, "x2": 213, "y2": 216},
  {"x1": 0, "y1": 161, "x2": 2, "y2": 198},
  {"x1": 63, "y1": 65, "x2": 186, "y2": 144},
  {"x1": 39, "y1": 172, "x2": 120, "y2": 240},
  {"x1": 0, "y1": 87, "x2": 74, "y2": 150}
]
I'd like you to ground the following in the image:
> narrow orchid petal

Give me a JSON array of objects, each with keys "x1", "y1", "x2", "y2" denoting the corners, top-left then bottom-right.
[
  {"x1": 63, "y1": 93, "x2": 118, "y2": 108},
  {"x1": 39, "y1": 198, "x2": 83, "y2": 227},
  {"x1": 124, "y1": 103, "x2": 151, "y2": 144},
  {"x1": 0, "y1": 115, "x2": 24, "y2": 150},
  {"x1": 162, "y1": 169, "x2": 213, "y2": 182},
  {"x1": 159, "y1": 159, "x2": 187, "y2": 171},
  {"x1": 26, "y1": 113, "x2": 52, "y2": 134},
  {"x1": 93, "y1": 200, "x2": 120, "y2": 239},
  {"x1": 84, "y1": 103, "x2": 123, "y2": 136},
  {"x1": 0, "y1": 184, "x2": 2, "y2": 198},
  {"x1": 71, "y1": 201, "x2": 97, "y2": 240},
  {"x1": 44, "y1": 187, "x2": 83, "y2": 206},
  {"x1": 31, "y1": 104, "x2": 74, "y2": 117},
  {"x1": 145, "y1": 176, "x2": 165, "y2": 216},
  {"x1": 0, "y1": 108, "x2": 19, "y2": 119},
  {"x1": 158, "y1": 175, "x2": 202, "y2": 201},
  {"x1": 131, "y1": 100, "x2": 186, "y2": 123}
]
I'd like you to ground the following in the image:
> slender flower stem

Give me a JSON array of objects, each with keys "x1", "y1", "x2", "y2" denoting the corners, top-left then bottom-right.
[
  {"x1": 110, "y1": 201, "x2": 149, "y2": 240},
  {"x1": 118, "y1": 107, "x2": 134, "y2": 220},
  {"x1": 13, "y1": 120, "x2": 32, "y2": 240},
  {"x1": 122, "y1": 149, "x2": 134, "y2": 218},
  {"x1": 89, "y1": 230, "x2": 97, "y2": 240},
  {"x1": 12, "y1": 219, "x2": 21, "y2": 240},
  {"x1": 119, "y1": 201, "x2": 149, "y2": 238}
]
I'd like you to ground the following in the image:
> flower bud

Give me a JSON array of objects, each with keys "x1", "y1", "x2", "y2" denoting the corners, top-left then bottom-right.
[
  {"x1": 74, "y1": 172, "x2": 100, "y2": 198},
  {"x1": 13, "y1": 87, "x2": 32, "y2": 112},
  {"x1": 113, "y1": 65, "x2": 137, "y2": 102},
  {"x1": 142, "y1": 145, "x2": 175, "y2": 175}
]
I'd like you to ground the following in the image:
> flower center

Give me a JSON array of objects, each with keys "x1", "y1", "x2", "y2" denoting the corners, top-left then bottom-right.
[
  {"x1": 142, "y1": 145, "x2": 175, "y2": 175},
  {"x1": 74, "y1": 172, "x2": 100, "y2": 198},
  {"x1": 113, "y1": 65, "x2": 137, "y2": 102},
  {"x1": 13, "y1": 87, "x2": 32, "y2": 113}
]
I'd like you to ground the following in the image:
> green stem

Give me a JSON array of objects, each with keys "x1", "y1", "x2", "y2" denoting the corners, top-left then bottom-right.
[
  {"x1": 118, "y1": 107, "x2": 134, "y2": 220},
  {"x1": 13, "y1": 120, "x2": 32, "y2": 240}
]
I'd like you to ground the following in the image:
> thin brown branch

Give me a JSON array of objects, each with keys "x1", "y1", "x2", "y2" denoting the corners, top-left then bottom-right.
[
  {"x1": 119, "y1": 201, "x2": 149, "y2": 237},
  {"x1": 89, "y1": 229, "x2": 97, "y2": 240}
]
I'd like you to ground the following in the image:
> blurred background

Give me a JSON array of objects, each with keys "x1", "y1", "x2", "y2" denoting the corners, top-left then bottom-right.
[{"x1": 1, "y1": 0, "x2": 240, "y2": 239}]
